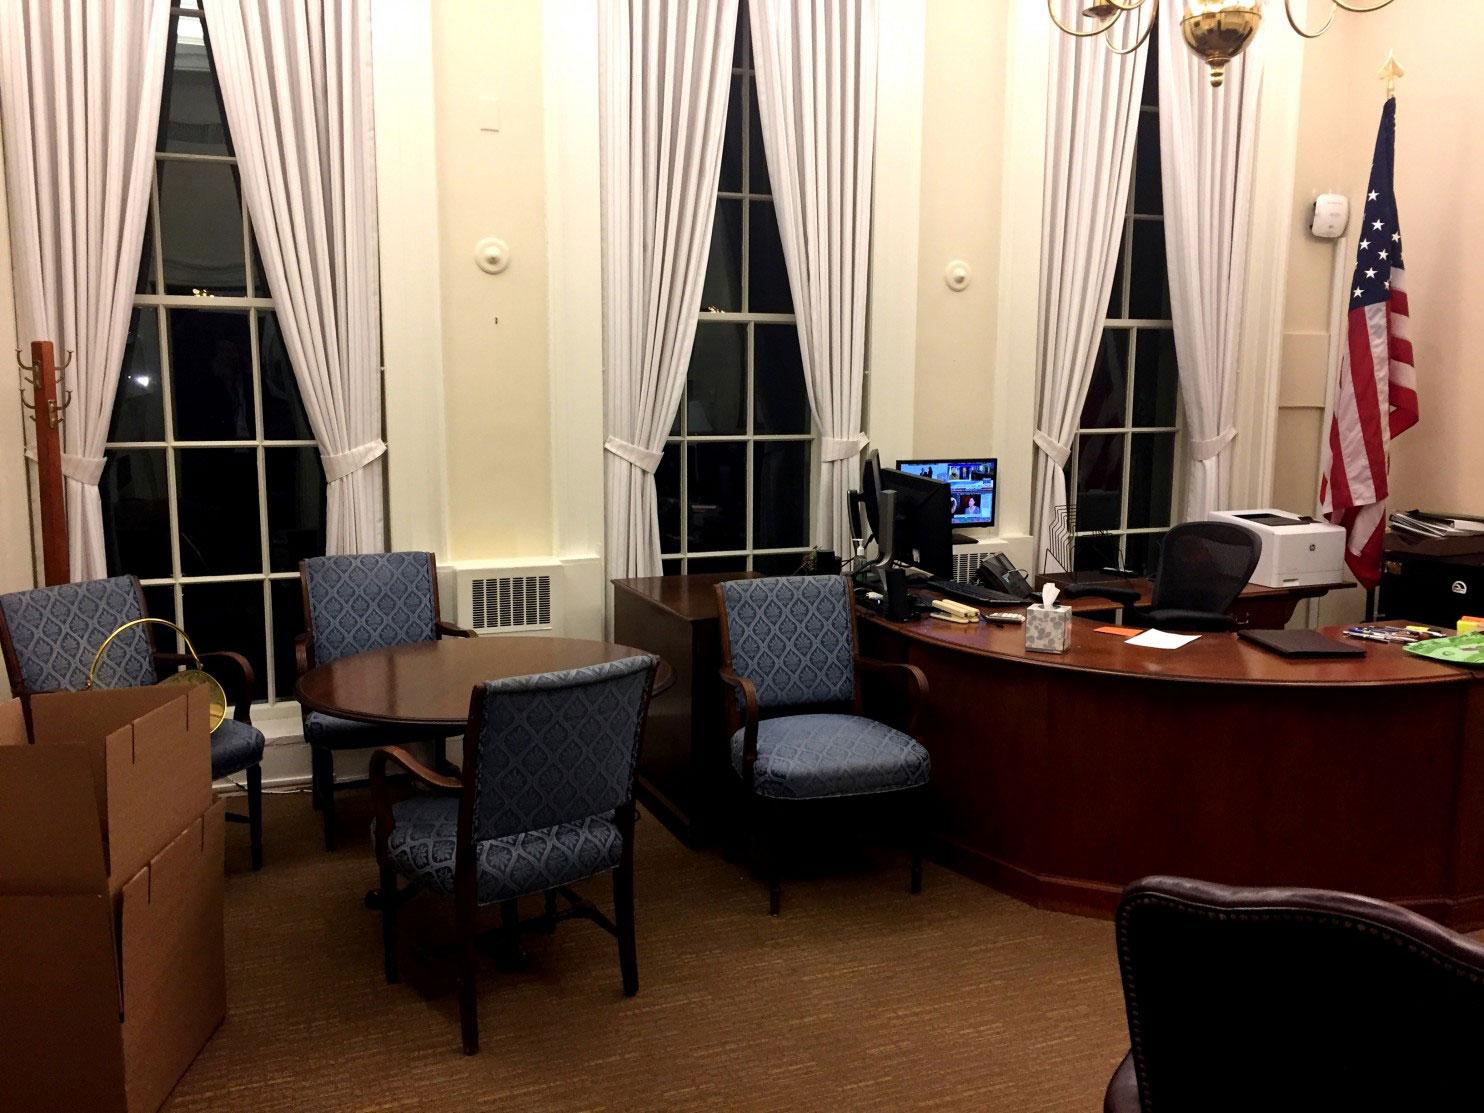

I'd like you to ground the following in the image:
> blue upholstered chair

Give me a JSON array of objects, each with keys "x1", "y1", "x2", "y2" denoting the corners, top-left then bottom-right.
[
  {"x1": 715, "y1": 575, "x2": 931, "y2": 914},
  {"x1": 0, "y1": 575, "x2": 266, "y2": 869},
  {"x1": 370, "y1": 655, "x2": 659, "y2": 1055},
  {"x1": 296, "y1": 551, "x2": 475, "y2": 850}
]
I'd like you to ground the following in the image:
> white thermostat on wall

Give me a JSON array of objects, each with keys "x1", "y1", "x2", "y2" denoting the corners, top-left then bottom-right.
[{"x1": 1309, "y1": 193, "x2": 1349, "y2": 240}]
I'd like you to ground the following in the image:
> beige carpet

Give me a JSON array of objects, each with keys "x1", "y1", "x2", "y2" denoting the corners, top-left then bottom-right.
[{"x1": 166, "y1": 790, "x2": 1130, "y2": 1111}]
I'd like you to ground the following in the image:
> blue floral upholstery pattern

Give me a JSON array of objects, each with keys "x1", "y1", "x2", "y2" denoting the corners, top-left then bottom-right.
[
  {"x1": 0, "y1": 577, "x2": 155, "y2": 693},
  {"x1": 730, "y1": 713, "x2": 931, "y2": 800},
  {"x1": 303, "y1": 552, "x2": 437, "y2": 666},
  {"x1": 384, "y1": 795, "x2": 624, "y2": 904},
  {"x1": 212, "y1": 716, "x2": 267, "y2": 778},
  {"x1": 472, "y1": 656, "x2": 658, "y2": 840},
  {"x1": 301, "y1": 709, "x2": 437, "y2": 751},
  {"x1": 719, "y1": 577, "x2": 855, "y2": 709}
]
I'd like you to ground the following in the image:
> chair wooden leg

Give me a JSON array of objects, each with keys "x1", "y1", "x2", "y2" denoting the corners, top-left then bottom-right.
[
  {"x1": 380, "y1": 861, "x2": 400, "y2": 984},
  {"x1": 907, "y1": 789, "x2": 927, "y2": 895},
  {"x1": 762, "y1": 798, "x2": 782, "y2": 917},
  {"x1": 310, "y1": 745, "x2": 325, "y2": 810},
  {"x1": 614, "y1": 860, "x2": 639, "y2": 996},
  {"x1": 318, "y1": 748, "x2": 338, "y2": 852},
  {"x1": 543, "y1": 890, "x2": 558, "y2": 934},
  {"x1": 246, "y1": 763, "x2": 264, "y2": 871},
  {"x1": 458, "y1": 909, "x2": 480, "y2": 1055}
]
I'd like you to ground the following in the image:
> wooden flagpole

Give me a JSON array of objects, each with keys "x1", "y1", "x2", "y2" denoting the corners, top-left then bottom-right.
[{"x1": 18, "y1": 340, "x2": 72, "y2": 585}]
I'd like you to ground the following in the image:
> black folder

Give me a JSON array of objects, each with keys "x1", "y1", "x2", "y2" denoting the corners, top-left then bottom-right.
[{"x1": 1238, "y1": 628, "x2": 1366, "y2": 659}]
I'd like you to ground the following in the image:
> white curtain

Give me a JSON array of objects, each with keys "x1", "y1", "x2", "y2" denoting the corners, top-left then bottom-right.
[
  {"x1": 209, "y1": 0, "x2": 385, "y2": 553},
  {"x1": 0, "y1": 0, "x2": 170, "y2": 580},
  {"x1": 749, "y1": 0, "x2": 878, "y2": 557},
  {"x1": 1032, "y1": 6, "x2": 1149, "y2": 571},
  {"x1": 599, "y1": 0, "x2": 739, "y2": 578},
  {"x1": 1159, "y1": 15, "x2": 1265, "y2": 520}
]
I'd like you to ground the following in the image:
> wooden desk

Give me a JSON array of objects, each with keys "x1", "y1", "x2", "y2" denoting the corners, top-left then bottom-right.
[
  {"x1": 1042, "y1": 575, "x2": 1350, "y2": 629},
  {"x1": 859, "y1": 610, "x2": 1484, "y2": 929}
]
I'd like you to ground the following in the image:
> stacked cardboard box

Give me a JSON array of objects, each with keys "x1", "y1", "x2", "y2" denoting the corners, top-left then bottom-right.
[{"x1": 0, "y1": 684, "x2": 226, "y2": 1113}]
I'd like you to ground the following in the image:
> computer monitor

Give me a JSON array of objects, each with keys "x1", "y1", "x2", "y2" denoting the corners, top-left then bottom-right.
[
  {"x1": 862, "y1": 455, "x2": 953, "y2": 579},
  {"x1": 896, "y1": 458, "x2": 997, "y2": 528}
]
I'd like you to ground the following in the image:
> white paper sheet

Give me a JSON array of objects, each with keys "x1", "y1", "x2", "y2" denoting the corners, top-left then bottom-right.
[{"x1": 1125, "y1": 629, "x2": 1201, "y2": 650}]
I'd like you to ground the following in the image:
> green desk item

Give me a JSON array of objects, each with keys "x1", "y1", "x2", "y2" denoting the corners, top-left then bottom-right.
[{"x1": 1404, "y1": 632, "x2": 1484, "y2": 667}]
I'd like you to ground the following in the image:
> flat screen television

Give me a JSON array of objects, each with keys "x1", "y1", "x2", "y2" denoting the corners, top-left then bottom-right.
[{"x1": 896, "y1": 458, "x2": 997, "y2": 528}]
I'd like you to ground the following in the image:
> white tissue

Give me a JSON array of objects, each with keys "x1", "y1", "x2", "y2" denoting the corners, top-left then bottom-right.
[{"x1": 1041, "y1": 581, "x2": 1060, "y2": 610}]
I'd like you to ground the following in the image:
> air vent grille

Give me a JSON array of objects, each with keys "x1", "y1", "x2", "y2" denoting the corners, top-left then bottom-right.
[{"x1": 470, "y1": 574, "x2": 552, "y2": 631}]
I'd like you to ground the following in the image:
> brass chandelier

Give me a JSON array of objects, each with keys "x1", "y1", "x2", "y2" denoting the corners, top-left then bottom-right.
[{"x1": 1047, "y1": 0, "x2": 1400, "y2": 87}]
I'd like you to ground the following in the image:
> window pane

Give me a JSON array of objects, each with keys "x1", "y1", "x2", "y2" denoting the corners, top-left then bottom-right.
[
  {"x1": 182, "y1": 581, "x2": 266, "y2": 701},
  {"x1": 1127, "y1": 432, "x2": 1176, "y2": 529},
  {"x1": 1128, "y1": 219, "x2": 1171, "y2": 320},
  {"x1": 752, "y1": 552, "x2": 806, "y2": 576},
  {"x1": 169, "y1": 309, "x2": 253, "y2": 441},
  {"x1": 270, "y1": 578, "x2": 306, "y2": 704},
  {"x1": 661, "y1": 558, "x2": 682, "y2": 577},
  {"x1": 159, "y1": 13, "x2": 231, "y2": 156},
  {"x1": 1123, "y1": 532, "x2": 1165, "y2": 578},
  {"x1": 1106, "y1": 229, "x2": 1126, "y2": 320},
  {"x1": 1080, "y1": 330, "x2": 1129, "y2": 430},
  {"x1": 141, "y1": 584, "x2": 180, "y2": 653},
  {"x1": 686, "y1": 323, "x2": 746, "y2": 435},
  {"x1": 747, "y1": 200, "x2": 793, "y2": 314},
  {"x1": 259, "y1": 311, "x2": 315, "y2": 440},
  {"x1": 157, "y1": 160, "x2": 245, "y2": 295},
  {"x1": 701, "y1": 198, "x2": 742, "y2": 312},
  {"x1": 688, "y1": 555, "x2": 748, "y2": 574},
  {"x1": 250, "y1": 233, "x2": 269, "y2": 300},
  {"x1": 101, "y1": 449, "x2": 172, "y2": 579},
  {"x1": 1133, "y1": 328, "x2": 1179, "y2": 427},
  {"x1": 136, "y1": 207, "x2": 156, "y2": 294},
  {"x1": 1133, "y1": 110, "x2": 1162, "y2": 216},
  {"x1": 656, "y1": 443, "x2": 681, "y2": 554},
  {"x1": 754, "y1": 324, "x2": 810, "y2": 434},
  {"x1": 1073, "y1": 534, "x2": 1122, "y2": 574},
  {"x1": 753, "y1": 441, "x2": 810, "y2": 550},
  {"x1": 265, "y1": 447, "x2": 326, "y2": 572},
  {"x1": 719, "y1": 74, "x2": 743, "y2": 193},
  {"x1": 748, "y1": 76, "x2": 772, "y2": 196},
  {"x1": 1075, "y1": 434, "x2": 1124, "y2": 533},
  {"x1": 176, "y1": 447, "x2": 262, "y2": 575},
  {"x1": 687, "y1": 441, "x2": 746, "y2": 552},
  {"x1": 109, "y1": 309, "x2": 166, "y2": 442}
]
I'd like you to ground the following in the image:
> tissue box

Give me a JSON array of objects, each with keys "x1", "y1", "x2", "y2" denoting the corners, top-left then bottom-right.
[{"x1": 1024, "y1": 603, "x2": 1071, "y2": 653}]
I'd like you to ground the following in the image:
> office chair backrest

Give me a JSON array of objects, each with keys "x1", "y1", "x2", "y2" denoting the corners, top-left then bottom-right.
[
  {"x1": 466, "y1": 655, "x2": 658, "y2": 840},
  {"x1": 302, "y1": 551, "x2": 438, "y2": 665},
  {"x1": 0, "y1": 576, "x2": 156, "y2": 694},
  {"x1": 718, "y1": 576, "x2": 855, "y2": 710},
  {"x1": 1115, "y1": 876, "x2": 1484, "y2": 1111},
  {"x1": 1146, "y1": 522, "x2": 1260, "y2": 616}
]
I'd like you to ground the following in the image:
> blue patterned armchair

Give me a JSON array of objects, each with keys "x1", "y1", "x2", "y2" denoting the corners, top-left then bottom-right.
[
  {"x1": 0, "y1": 575, "x2": 266, "y2": 869},
  {"x1": 296, "y1": 551, "x2": 475, "y2": 850},
  {"x1": 369, "y1": 654, "x2": 659, "y2": 1055},
  {"x1": 715, "y1": 575, "x2": 931, "y2": 914}
]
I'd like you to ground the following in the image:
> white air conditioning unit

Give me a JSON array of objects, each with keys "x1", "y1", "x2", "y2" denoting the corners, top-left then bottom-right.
[
  {"x1": 951, "y1": 540, "x2": 1013, "y2": 584},
  {"x1": 451, "y1": 561, "x2": 561, "y2": 634}
]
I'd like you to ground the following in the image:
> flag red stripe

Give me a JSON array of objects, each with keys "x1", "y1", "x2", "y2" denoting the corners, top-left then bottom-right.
[
  {"x1": 1345, "y1": 308, "x2": 1388, "y2": 491},
  {"x1": 1390, "y1": 290, "x2": 1409, "y2": 315}
]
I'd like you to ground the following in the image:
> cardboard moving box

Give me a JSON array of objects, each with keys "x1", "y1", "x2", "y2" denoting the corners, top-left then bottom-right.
[{"x1": 0, "y1": 688, "x2": 226, "y2": 1113}]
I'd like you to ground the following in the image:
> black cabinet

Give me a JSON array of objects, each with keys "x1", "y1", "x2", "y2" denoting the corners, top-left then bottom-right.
[{"x1": 1378, "y1": 533, "x2": 1484, "y2": 627}]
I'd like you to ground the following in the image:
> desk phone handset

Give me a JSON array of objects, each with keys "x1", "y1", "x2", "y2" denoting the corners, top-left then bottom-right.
[{"x1": 975, "y1": 553, "x2": 1033, "y2": 602}]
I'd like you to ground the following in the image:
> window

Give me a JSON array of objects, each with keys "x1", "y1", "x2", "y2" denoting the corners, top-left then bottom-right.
[
  {"x1": 657, "y1": 5, "x2": 816, "y2": 578},
  {"x1": 1067, "y1": 36, "x2": 1180, "y2": 577},
  {"x1": 102, "y1": 1, "x2": 324, "y2": 705}
]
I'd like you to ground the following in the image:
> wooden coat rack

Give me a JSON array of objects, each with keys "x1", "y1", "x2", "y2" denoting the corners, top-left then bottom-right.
[{"x1": 17, "y1": 340, "x2": 72, "y2": 586}]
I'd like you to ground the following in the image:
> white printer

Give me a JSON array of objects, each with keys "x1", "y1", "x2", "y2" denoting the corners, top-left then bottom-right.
[{"x1": 1207, "y1": 509, "x2": 1347, "y2": 588}]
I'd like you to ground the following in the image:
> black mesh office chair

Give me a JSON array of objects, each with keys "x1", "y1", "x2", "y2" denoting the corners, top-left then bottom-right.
[
  {"x1": 1063, "y1": 521, "x2": 1260, "y2": 632},
  {"x1": 1104, "y1": 876, "x2": 1484, "y2": 1112}
]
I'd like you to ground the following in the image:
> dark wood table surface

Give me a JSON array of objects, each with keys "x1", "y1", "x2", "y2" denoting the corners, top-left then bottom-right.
[{"x1": 295, "y1": 636, "x2": 673, "y2": 731}]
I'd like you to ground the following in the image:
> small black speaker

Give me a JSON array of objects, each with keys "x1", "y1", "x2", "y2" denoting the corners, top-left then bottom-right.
[{"x1": 883, "y1": 566, "x2": 913, "y2": 622}]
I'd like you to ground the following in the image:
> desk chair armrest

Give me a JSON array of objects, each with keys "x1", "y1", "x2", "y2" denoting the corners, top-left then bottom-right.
[
  {"x1": 156, "y1": 649, "x2": 256, "y2": 723},
  {"x1": 369, "y1": 744, "x2": 463, "y2": 859},
  {"x1": 295, "y1": 633, "x2": 313, "y2": 677},
  {"x1": 1137, "y1": 608, "x2": 1237, "y2": 633},
  {"x1": 436, "y1": 620, "x2": 478, "y2": 639},
  {"x1": 1059, "y1": 583, "x2": 1141, "y2": 606},
  {"x1": 718, "y1": 669, "x2": 761, "y2": 782},
  {"x1": 852, "y1": 656, "x2": 928, "y2": 735}
]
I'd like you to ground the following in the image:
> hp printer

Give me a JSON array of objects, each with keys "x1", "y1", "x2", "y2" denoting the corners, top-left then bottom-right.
[{"x1": 1207, "y1": 509, "x2": 1346, "y2": 589}]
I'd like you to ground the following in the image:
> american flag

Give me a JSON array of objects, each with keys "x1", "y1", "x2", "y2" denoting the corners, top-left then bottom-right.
[{"x1": 1319, "y1": 97, "x2": 1418, "y2": 589}]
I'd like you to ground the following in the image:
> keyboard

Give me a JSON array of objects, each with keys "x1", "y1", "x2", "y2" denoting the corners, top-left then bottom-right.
[{"x1": 923, "y1": 579, "x2": 1030, "y2": 607}]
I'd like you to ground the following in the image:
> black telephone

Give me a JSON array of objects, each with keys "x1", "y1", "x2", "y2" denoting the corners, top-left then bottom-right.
[{"x1": 975, "y1": 553, "x2": 1034, "y2": 601}]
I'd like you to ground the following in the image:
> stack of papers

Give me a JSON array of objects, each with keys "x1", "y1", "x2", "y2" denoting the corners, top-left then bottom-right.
[{"x1": 1125, "y1": 629, "x2": 1200, "y2": 651}]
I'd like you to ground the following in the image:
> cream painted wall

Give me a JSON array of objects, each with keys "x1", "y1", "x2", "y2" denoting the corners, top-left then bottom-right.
[{"x1": 432, "y1": 0, "x2": 554, "y2": 561}]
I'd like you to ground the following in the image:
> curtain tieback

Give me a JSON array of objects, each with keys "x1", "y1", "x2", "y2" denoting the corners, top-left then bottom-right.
[
  {"x1": 821, "y1": 434, "x2": 867, "y2": 463},
  {"x1": 321, "y1": 440, "x2": 387, "y2": 484},
  {"x1": 1033, "y1": 430, "x2": 1072, "y2": 469},
  {"x1": 23, "y1": 446, "x2": 106, "y2": 485},
  {"x1": 604, "y1": 436, "x2": 663, "y2": 475},
  {"x1": 1190, "y1": 427, "x2": 1236, "y2": 462}
]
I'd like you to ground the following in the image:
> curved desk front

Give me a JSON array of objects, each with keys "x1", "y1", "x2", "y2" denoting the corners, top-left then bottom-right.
[{"x1": 858, "y1": 612, "x2": 1484, "y2": 929}]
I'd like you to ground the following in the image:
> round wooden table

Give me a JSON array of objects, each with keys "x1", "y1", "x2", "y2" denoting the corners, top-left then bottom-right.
[{"x1": 295, "y1": 636, "x2": 672, "y2": 730}]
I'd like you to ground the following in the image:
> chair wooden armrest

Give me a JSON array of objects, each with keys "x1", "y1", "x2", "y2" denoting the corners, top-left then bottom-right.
[
  {"x1": 369, "y1": 745, "x2": 463, "y2": 858},
  {"x1": 437, "y1": 620, "x2": 479, "y2": 639},
  {"x1": 295, "y1": 633, "x2": 313, "y2": 677},
  {"x1": 156, "y1": 648, "x2": 256, "y2": 723},
  {"x1": 852, "y1": 656, "x2": 929, "y2": 735},
  {"x1": 718, "y1": 669, "x2": 761, "y2": 786}
]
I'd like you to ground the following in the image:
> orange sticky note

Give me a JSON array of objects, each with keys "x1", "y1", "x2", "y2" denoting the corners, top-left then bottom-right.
[{"x1": 1095, "y1": 625, "x2": 1142, "y2": 637}]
